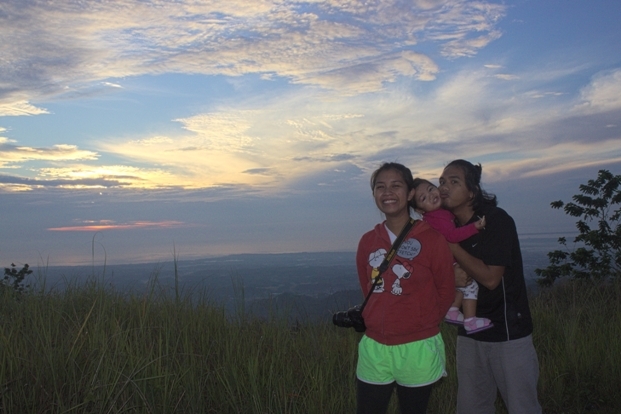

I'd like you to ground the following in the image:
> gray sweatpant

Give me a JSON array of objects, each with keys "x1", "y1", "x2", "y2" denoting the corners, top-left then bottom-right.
[{"x1": 456, "y1": 334, "x2": 542, "y2": 414}]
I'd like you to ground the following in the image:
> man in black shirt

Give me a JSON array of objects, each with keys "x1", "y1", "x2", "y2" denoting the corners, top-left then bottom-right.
[{"x1": 439, "y1": 159, "x2": 541, "y2": 414}]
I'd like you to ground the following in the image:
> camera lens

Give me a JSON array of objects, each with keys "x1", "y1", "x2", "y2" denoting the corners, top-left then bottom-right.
[{"x1": 332, "y1": 310, "x2": 352, "y2": 328}]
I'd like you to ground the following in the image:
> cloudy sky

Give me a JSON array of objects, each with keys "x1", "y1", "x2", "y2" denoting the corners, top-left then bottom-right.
[{"x1": 1, "y1": 0, "x2": 620, "y2": 266}]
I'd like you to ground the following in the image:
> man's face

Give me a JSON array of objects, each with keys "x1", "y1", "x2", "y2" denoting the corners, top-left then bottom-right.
[{"x1": 439, "y1": 165, "x2": 473, "y2": 212}]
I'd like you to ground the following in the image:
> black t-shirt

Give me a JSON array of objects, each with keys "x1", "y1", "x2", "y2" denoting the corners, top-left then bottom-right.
[{"x1": 456, "y1": 206, "x2": 534, "y2": 342}]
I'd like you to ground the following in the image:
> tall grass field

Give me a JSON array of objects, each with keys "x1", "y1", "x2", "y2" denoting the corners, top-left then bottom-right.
[{"x1": 1, "y1": 273, "x2": 619, "y2": 413}]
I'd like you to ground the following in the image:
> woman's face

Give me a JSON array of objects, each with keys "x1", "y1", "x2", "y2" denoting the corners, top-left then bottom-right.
[
  {"x1": 438, "y1": 165, "x2": 473, "y2": 213},
  {"x1": 373, "y1": 169, "x2": 414, "y2": 217},
  {"x1": 414, "y1": 182, "x2": 441, "y2": 213}
]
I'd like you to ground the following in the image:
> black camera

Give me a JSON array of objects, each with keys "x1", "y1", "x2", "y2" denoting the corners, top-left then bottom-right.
[{"x1": 332, "y1": 304, "x2": 366, "y2": 332}]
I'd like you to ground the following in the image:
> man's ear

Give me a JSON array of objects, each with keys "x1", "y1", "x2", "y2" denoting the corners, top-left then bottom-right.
[{"x1": 469, "y1": 186, "x2": 478, "y2": 200}]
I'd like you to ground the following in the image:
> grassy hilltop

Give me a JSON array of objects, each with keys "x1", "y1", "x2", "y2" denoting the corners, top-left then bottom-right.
[{"x1": 1, "y1": 275, "x2": 620, "y2": 413}]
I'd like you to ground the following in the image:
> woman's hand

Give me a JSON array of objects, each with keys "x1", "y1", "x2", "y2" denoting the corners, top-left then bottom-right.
[{"x1": 454, "y1": 263, "x2": 472, "y2": 287}]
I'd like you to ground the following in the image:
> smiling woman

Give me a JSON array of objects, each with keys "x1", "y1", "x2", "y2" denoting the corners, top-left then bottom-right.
[
  {"x1": 371, "y1": 164, "x2": 415, "y2": 233},
  {"x1": 352, "y1": 162, "x2": 455, "y2": 414}
]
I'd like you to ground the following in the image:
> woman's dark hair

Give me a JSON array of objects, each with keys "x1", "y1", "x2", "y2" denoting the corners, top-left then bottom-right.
[
  {"x1": 370, "y1": 162, "x2": 415, "y2": 192},
  {"x1": 445, "y1": 159, "x2": 497, "y2": 211}
]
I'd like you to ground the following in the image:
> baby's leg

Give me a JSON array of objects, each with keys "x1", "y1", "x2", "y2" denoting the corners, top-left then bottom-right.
[
  {"x1": 452, "y1": 289, "x2": 463, "y2": 308},
  {"x1": 462, "y1": 298, "x2": 477, "y2": 319},
  {"x1": 445, "y1": 289, "x2": 465, "y2": 325},
  {"x1": 461, "y1": 281, "x2": 493, "y2": 334}
]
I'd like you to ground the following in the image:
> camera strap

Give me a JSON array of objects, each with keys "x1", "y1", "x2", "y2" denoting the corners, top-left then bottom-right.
[{"x1": 359, "y1": 217, "x2": 417, "y2": 311}]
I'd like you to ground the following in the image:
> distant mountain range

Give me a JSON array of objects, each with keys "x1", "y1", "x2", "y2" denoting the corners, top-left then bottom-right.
[{"x1": 25, "y1": 242, "x2": 555, "y2": 323}]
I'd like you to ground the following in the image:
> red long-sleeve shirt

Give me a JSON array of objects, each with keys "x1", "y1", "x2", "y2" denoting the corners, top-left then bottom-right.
[{"x1": 356, "y1": 220, "x2": 455, "y2": 345}]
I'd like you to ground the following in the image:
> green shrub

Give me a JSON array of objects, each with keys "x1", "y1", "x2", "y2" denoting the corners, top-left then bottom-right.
[
  {"x1": 2, "y1": 263, "x2": 32, "y2": 295},
  {"x1": 536, "y1": 170, "x2": 621, "y2": 286}
]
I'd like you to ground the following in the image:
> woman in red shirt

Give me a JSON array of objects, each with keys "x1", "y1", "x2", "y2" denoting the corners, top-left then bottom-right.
[{"x1": 354, "y1": 162, "x2": 455, "y2": 414}]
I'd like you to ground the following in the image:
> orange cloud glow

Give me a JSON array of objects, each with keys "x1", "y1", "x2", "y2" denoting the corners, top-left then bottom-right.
[{"x1": 48, "y1": 220, "x2": 185, "y2": 232}]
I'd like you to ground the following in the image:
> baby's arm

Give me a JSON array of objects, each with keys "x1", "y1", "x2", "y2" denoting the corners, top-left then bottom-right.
[
  {"x1": 424, "y1": 210, "x2": 481, "y2": 243},
  {"x1": 443, "y1": 222, "x2": 480, "y2": 243}
]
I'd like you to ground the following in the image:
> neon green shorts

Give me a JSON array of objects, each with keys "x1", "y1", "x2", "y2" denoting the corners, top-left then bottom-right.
[{"x1": 356, "y1": 333, "x2": 446, "y2": 387}]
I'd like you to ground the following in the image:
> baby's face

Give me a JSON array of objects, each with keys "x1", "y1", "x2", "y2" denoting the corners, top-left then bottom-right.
[{"x1": 414, "y1": 182, "x2": 441, "y2": 213}]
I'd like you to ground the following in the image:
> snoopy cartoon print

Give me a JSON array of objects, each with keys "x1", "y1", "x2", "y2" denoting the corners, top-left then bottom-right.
[
  {"x1": 368, "y1": 248, "x2": 387, "y2": 292},
  {"x1": 390, "y1": 238, "x2": 422, "y2": 295},
  {"x1": 391, "y1": 261, "x2": 413, "y2": 295}
]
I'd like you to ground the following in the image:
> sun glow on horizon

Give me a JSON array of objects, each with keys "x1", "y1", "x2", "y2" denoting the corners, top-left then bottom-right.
[{"x1": 48, "y1": 220, "x2": 186, "y2": 232}]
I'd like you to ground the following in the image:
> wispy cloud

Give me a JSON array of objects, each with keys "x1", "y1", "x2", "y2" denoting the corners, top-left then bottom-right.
[
  {"x1": 4, "y1": 63, "x2": 620, "y2": 193},
  {"x1": 0, "y1": 0, "x2": 506, "y2": 109},
  {"x1": 494, "y1": 73, "x2": 519, "y2": 80},
  {"x1": 0, "y1": 138, "x2": 98, "y2": 167},
  {"x1": 1, "y1": 0, "x2": 619, "y2": 195},
  {"x1": 575, "y1": 69, "x2": 621, "y2": 113},
  {"x1": 0, "y1": 101, "x2": 49, "y2": 117}
]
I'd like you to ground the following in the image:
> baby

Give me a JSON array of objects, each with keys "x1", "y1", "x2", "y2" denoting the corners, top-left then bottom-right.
[{"x1": 412, "y1": 178, "x2": 493, "y2": 334}]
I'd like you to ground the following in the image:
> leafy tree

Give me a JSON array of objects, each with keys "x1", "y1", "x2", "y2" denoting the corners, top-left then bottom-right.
[
  {"x1": 2, "y1": 263, "x2": 33, "y2": 295},
  {"x1": 535, "y1": 170, "x2": 621, "y2": 286}
]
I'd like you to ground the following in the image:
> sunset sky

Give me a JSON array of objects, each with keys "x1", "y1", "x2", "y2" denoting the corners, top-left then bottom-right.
[{"x1": 1, "y1": 0, "x2": 620, "y2": 266}]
